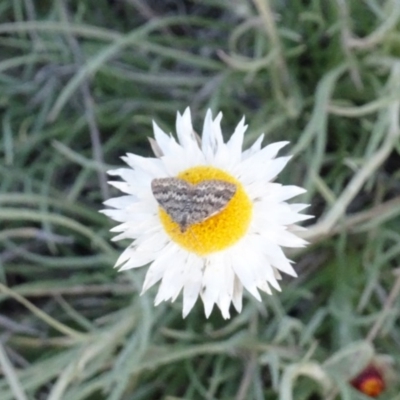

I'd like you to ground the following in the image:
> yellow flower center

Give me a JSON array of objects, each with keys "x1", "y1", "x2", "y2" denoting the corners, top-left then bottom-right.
[{"x1": 158, "y1": 166, "x2": 252, "y2": 256}]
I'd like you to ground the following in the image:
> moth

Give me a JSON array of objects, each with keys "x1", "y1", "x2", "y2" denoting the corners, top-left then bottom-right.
[{"x1": 151, "y1": 177, "x2": 237, "y2": 233}]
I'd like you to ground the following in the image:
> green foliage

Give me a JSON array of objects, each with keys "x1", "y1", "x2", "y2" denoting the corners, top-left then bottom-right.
[{"x1": 1, "y1": 0, "x2": 400, "y2": 399}]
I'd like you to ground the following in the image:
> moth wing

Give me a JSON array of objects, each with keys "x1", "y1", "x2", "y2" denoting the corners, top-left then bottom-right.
[
  {"x1": 189, "y1": 180, "x2": 237, "y2": 224},
  {"x1": 151, "y1": 178, "x2": 191, "y2": 225}
]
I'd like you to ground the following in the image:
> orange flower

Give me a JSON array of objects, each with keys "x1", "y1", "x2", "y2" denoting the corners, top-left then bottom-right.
[{"x1": 350, "y1": 364, "x2": 385, "y2": 397}]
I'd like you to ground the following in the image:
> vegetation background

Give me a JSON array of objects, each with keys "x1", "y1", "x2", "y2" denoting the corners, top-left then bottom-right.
[{"x1": 1, "y1": 0, "x2": 400, "y2": 399}]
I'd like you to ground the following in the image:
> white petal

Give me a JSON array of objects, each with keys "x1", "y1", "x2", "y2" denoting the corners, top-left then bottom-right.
[
  {"x1": 176, "y1": 107, "x2": 196, "y2": 150},
  {"x1": 202, "y1": 253, "x2": 236, "y2": 318},
  {"x1": 268, "y1": 228, "x2": 308, "y2": 248},
  {"x1": 201, "y1": 109, "x2": 215, "y2": 160},
  {"x1": 258, "y1": 281, "x2": 272, "y2": 294},
  {"x1": 290, "y1": 203, "x2": 310, "y2": 213},
  {"x1": 250, "y1": 141, "x2": 289, "y2": 162},
  {"x1": 217, "y1": 295, "x2": 231, "y2": 319},
  {"x1": 153, "y1": 121, "x2": 179, "y2": 155},
  {"x1": 107, "y1": 168, "x2": 136, "y2": 181},
  {"x1": 154, "y1": 248, "x2": 191, "y2": 305},
  {"x1": 111, "y1": 217, "x2": 159, "y2": 240},
  {"x1": 134, "y1": 230, "x2": 169, "y2": 253},
  {"x1": 142, "y1": 243, "x2": 178, "y2": 292},
  {"x1": 242, "y1": 134, "x2": 264, "y2": 160},
  {"x1": 201, "y1": 110, "x2": 225, "y2": 162},
  {"x1": 212, "y1": 112, "x2": 224, "y2": 148},
  {"x1": 276, "y1": 186, "x2": 307, "y2": 201},
  {"x1": 201, "y1": 255, "x2": 226, "y2": 317},
  {"x1": 230, "y1": 245, "x2": 262, "y2": 301},
  {"x1": 182, "y1": 254, "x2": 204, "y2": 318},
  {"x1": 274, "y1": 268, "x2": 282, "y2": 280},
  {"x1": 242, "y1": 236, "x2": 283, "y2": 288},
  {"x1": 263, "y1": 156, "x2": 292, "y2": 182},
  {"x1": 255, "y1": 202, "x2": 311, "y2": 226},
  {"x1": 216, "y1": 264, "x2": 235, "y2": 319},
  {"x1": 115, "y1": 232, "x2": 167, "y2": 269},
  {"x1": 122, "y1": 154, "x2": 166, "y2": 178},
  {"x1": 100, "y1": 209, "x2": 129, "y2": 222},
  {"x1": 227, "y1": 116, "x2": 246, "y2": 162},
  {"x1": 103, "y1": 195, "x2": 136, "y2": 209},
  {"x1": 160, "y1": 142, "x2": 205, "y2": 175},
  {"x1": 107, "y1": 169, "x2": 152, "y2": 198},
  {"x1": 232, "y1": 276, "x2": 243, "y2": 313},
  {"x1": 236, "y1": 156, "x2": 291, "y2": 186},
  {"x1": 108, "y1": 181, "x2": 134, "y2": 195},
  {"x1": 115, "y1": 245, "x2": 138, "y2": 267},
  {"x1": 263, "y1": 241, "x2": 297, "y2": 277},
  {"x1": 117, "y1": 251, "x2": 155, "y2": 270}
]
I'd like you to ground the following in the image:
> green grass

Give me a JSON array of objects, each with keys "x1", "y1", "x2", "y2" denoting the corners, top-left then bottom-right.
[{"x1": 1, "y1": 0, "x2": 400, "y2": 399}]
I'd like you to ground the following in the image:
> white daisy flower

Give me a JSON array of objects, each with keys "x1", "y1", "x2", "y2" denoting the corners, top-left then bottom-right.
[{"x1": 101, "y1": 108, "x2": 311, "y2": 319}]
